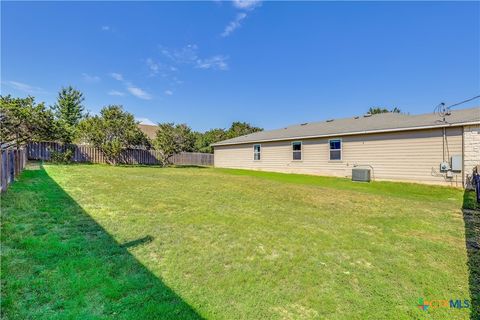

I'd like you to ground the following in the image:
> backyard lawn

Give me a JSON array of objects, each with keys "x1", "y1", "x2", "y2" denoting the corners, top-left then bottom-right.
[{"x1": 1, "y1": 163, "x2": 478, "y2": 319}]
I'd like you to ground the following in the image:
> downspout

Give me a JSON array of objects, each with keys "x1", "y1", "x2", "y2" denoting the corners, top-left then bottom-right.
[
  {"x1": 443, "y1": 127, "x2": 446, "y2": 162},
  {"x1": 462, "y1": 126, "x2": 465, "y2": 188}
]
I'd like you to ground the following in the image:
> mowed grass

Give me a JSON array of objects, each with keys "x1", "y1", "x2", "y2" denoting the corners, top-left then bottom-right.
[{"x1": 1, "y1": 164, "x2": 476, "y2": 319}]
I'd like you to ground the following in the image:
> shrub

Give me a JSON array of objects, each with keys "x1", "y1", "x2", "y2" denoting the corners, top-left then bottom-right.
[{"x1": 50, "y1": 148, "x2": 73, "y2": 164}]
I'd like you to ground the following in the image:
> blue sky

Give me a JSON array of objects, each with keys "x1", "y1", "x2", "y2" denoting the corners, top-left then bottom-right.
[{"x1": 2, "y1": 1, "x2": 479, "y2": 131}]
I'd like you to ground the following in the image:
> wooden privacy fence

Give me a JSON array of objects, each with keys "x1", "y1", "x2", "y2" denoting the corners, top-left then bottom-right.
[
  {"x1": 0, "y1": 147, "x2": 27, "y2": 192},
  {"x1": 27, "y1": 142, "x2": 214, "y2": 166}
]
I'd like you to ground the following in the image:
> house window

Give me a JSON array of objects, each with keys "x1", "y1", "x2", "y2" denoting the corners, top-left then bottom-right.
[
  {"x1": 253, "y1": 144, "x2": 261, "y2": 160},
  {"x1": 292, "y1": 141, "x2": 302, "y2": 160},
  {"x1": 329, "y1": 139, "x2": 342, "y2": 160}
]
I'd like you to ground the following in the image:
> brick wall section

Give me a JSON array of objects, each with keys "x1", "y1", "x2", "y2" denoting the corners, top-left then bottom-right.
[{"x1": 464, "y1": 124, "x2": 480, "y2": 188}]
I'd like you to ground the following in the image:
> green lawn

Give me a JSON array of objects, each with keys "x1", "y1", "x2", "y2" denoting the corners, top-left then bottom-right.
[{"x1": 1, "y1": 163, "x2": 478, "y2": 319}]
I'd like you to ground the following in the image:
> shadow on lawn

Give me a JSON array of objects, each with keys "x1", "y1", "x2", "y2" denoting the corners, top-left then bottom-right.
[
  {"x1": 462, "y1": 190, "x2": 480, "y2": 319},
  {"x1": 1, "y1": 167, "x2": 203, "y2": 319},
  {"x1": 120, "y1": 235, "x2": 154, "y2": 248}
]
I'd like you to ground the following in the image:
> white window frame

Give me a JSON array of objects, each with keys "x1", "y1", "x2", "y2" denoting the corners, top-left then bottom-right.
[
  {"x1": 253, "y1": 144, "x2": 261, "y2": 161},
  {"x1": 329, "y1": 138, "x2": 342, "y2": 161},
  {"x1": 292, "y1": 141, "x2": 302, "y2": 161}
]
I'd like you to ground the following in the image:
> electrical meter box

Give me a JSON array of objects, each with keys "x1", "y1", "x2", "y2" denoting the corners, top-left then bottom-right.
[
  {"x1": 440, "y1": 162, "x2": 450, "y2": 171},
  {"x1": 451, "y1": 155, "x2": 462, "y2": 172}
]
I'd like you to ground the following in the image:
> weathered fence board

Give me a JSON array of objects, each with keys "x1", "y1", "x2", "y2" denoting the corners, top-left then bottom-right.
[
  {"x1": 1, "y1": 147, "x2": 27, "y2": 192},
  {"x1": 26, "y1": 142, "x2": 214, "y2": 166}
]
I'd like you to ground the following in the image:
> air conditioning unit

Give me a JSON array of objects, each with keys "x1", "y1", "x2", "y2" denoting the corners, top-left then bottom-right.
[{"x1": 352, "y1": 168, "x2": 371, "y2": 182}]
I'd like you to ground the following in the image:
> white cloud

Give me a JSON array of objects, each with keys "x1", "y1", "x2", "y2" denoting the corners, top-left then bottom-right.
[
  {"x1": 164, "y1": 90, "x2": 173, "y2": 96},
  {"x1": 221, "y1": 12, "x2": 247, "y2": 37},
  {"x1": 196, "y1": 55, "x2": 229, "y2": 71},
  {"x1": 161, "y1": 44, "x2": 199, "y2": 64},
  {"x1": 82, "y1": 73, "x2": 100, "y2": 83},
  {"x1": 136, "y1": 117, "x2": 156, "y2": 125},
  {"x1": 110, "y1": 72, "x2": 124, "y2": 81},
  {"x1": 232, "y1": 0, "x2": 262, "y2": 10},
  {"x1": 101, "y1": 25, "x2": 111, "y2": 31},
  {"x1": 108, "y1": 90, "x2": 125, "y2": 96},
  {"x1": 221, "y1": 0, "x2": 261, "y2": 37},
  {"x1": 127, "y1": 86, "x2": 152, "y2": 100},
  {"x1": 158, "y1": 45, "x2": 228, "y2": 71},
  {"x1": 3, "y1": 80, "x2": 46, "y2": 94},
  {"x1": 146, "y1": 58, "x2": 160, "y2": 75},
  {"x1": 109, "y1": 72, "x2": 151, "y2": 100}
]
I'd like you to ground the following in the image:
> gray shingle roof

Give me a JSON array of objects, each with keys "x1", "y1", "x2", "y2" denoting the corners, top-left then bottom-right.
[{"x1": 212, "y1": 107, "x2": 480, "y2": 146}]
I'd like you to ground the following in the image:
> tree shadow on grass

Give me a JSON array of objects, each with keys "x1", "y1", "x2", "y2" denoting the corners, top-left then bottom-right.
[
  {"x1": 0, "y1": 168, "x2": 203, "y2": 319},
  {"x1": 462, "y1": 190, "x2": 480, "y2": 319}
]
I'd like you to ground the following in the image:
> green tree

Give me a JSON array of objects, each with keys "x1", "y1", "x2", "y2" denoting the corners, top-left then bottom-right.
[
  {"x1": 192, "y1": 122, "x2": 262, "y2": 154},
  {"x1": 368, "y1": 107, "x2": 402, "y2": 115},
  {"x1": 225, "y1": 121, "x2": 262, "y2": 139},
  {"x1": 0, "y1": 95, "x2": 55, "y2": 150},
  {"x1": 194, "y1": 128, "x2": 226, "y2": 153},
  {"x1": 52, "y1": 86, "x2": 86, "y2": 144},
  {"x1": 153, "y1": 123, "x2": 196, "y2": 165},
  {"x1": 77, "y1": 105, "x2": 149, "y2": 164}
]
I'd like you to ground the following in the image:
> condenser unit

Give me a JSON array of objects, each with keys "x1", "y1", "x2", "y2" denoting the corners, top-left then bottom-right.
[{"x1": 352, "y1": 168, "x2": 371, "y2": 182}]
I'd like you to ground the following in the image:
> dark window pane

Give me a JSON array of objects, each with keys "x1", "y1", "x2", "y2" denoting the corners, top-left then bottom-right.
[
  {"x1": 254, "y1": 144, "x2": 261, "y2": 152},
  {"x1": 293, "y1": 151, "x2": 302, "y2": 160},
  {"x1": 330, "y1": 140, "x2": 341, "y2": 150},
  {"x1": 254, "y1": 153, "x2": 260, "y2": 160},
  {"x1": 292, "y1": 142, "x2": 302, "y2": 151},
  {"x1": 330, "y1": 150, "x2": 341, "y2": 160}
]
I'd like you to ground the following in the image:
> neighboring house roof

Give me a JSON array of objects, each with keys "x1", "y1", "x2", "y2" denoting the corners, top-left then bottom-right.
[
  {"x1": 212, "y1": 107, "x2": 480, "y2": 147},
  {"x1": 138, "y1": 124, "x2": 158, "y2": 140}
]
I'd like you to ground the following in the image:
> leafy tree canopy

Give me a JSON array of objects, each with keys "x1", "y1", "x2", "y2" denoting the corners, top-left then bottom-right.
[
  {"x1": 0, "y1": 95, "x2": 55, "y2": 148},
  {"x1": 225, "y1": 121, "x2": 263, "y2": 139},
  {"x1": 52, "y1": 86, "x2": 86, "y2": 144},
  {"x1": 77, "y1": 105, "x2": 149, "y2": 164},
  {"x1": 154, "y1": 123, "x2": 196, "y2": 165},
  {"x1": 193, "y1": 122, "x2": 263, "y2": 153},
  {"x1": 194, "y1": 128, "x2": 227, "y2": 153}
]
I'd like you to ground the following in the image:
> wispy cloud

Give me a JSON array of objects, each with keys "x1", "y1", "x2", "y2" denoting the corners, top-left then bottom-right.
[
  {"x1": 136, "y1": 117, "x2": 156, "y2": 125},
  {"x1": 146, "y1": 58, "x2": 160, "y2": 75},
  {"x1": 221, "y1": 12, "x2": 247, "y2": 37},
  {"x1": 109, "y1": 72, "x2": 152, "y2": 100},
  {"x1": 101, "y1": 25, "x2": 111, "y2": 31},
  {"x1": 159, "y1": 44, "x2": 229, "y2": 71},
  {"x1": 164, "y1": 90, "x2": 173, "y2": 96},
  {"x1": 232, "y1": 0, "x2": 262, "y2": 10},
  {"x1": 110, "y1": 72, "x2": 124, "y2": 81},
  {"x1": 3, "y1": 80, "x2": 46, "y2": 94},
  {"x1": 221, "y1": 0, "x2": 261, "y2": 37},
  {"x1": 196, "y1": 55, "x2": 229, "y2": 71},
  {"x1": 161, "y1": 44, "x2": 199, "y2": 65},
  {"x1": 145, "y1": 58, "x2": 178, "y2": 78},
  {"x1": 127, "y1": 86, "x2": 152, "y2": 100},
  {"x1": 108, "y1": 90, "x2": 125, "y2": 96},
  {"x1": 82, "y1": 73, "x2": 100, "y2": 83}
]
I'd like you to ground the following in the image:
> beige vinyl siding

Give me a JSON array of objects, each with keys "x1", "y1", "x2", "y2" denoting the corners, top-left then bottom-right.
[{"x1": 214, "y1": 127, "x2": 464, "y2": 187}]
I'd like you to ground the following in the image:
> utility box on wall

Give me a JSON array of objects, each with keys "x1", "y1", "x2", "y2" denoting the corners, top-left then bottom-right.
[{"x1": 451, "y1": 155, "x2": 462, "y2": 172}]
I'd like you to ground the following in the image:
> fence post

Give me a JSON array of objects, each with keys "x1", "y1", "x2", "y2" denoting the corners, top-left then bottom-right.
[{"x1": 0, "y1": 150, "x2": 4, "y2": 192}]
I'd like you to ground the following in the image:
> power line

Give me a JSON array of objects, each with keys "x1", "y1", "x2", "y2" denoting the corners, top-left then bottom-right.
[
  {"x1": 434, "y1": 95, "x2": 480, "y2": 120},
  {"x1": 448, "y1": 95, "x2": 480, "y2": 108}
]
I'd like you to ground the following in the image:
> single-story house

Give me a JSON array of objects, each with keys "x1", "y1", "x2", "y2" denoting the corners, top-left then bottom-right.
[{"x1": 212, "y1": 107, "x2": 480, "y2": 187}]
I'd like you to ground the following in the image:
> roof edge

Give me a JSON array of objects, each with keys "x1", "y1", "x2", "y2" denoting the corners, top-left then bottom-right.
[{"x1": 211, "y1": 120, "x2": 480, "y2": 147}]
